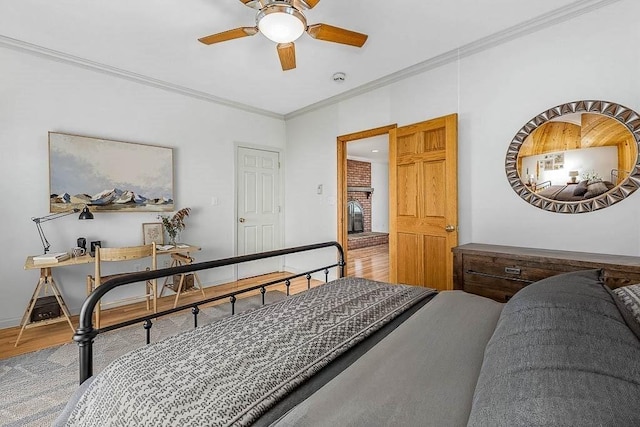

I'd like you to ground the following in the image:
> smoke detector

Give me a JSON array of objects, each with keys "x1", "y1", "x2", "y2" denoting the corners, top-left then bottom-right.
[{"x1": 332, "y1": 72, "x2": 346, "y2": 82}]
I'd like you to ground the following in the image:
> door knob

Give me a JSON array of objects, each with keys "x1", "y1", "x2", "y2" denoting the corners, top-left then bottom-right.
[
  {"x1": 445, "y1": 225, "x2": 456, "y2": 232},
  {"x1": 239, "y1": 218, "x2": 246, "y2": 223}
]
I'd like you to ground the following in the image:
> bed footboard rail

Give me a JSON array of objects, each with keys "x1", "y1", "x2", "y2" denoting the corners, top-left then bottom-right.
[
  {"x1": 535, "y1": 180, "x2": 551, "y2": 190},
  {"x1": 74, "y1": 241, "x2": 345, "y2": 385}
]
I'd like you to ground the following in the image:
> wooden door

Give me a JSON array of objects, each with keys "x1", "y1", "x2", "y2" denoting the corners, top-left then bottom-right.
[
  {"x1": 236, "y1": 146, "x2": 281, "y2": 278},
  {"x1": 389, "y1": 114, "x2": 458, "y2": 290}
]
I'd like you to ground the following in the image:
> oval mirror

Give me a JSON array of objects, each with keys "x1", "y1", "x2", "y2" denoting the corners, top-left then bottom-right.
[{"x1": 506, "y1": 100, "x2": 640, "y2": 213}]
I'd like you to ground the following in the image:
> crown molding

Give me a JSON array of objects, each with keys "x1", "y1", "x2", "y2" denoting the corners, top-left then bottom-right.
[
  {"x1": 0, "y1": 0, "x2": 620, "y2": 121},
  {"x1": 284, "y1": 0, "x2": 622, "y2": 120},
  {"x1": 0, "y1": 34, "x2": 284, "y2": 120}
]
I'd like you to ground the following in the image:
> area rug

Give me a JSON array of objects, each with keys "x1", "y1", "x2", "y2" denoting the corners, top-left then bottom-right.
[{"x1": 0, "y1": 291, "x2": 287, "y2": 427}]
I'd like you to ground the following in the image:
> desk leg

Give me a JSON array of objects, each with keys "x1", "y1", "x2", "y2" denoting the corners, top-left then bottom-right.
[
  {"x1": 47, "y1": 272, "x2": 75, "y2": 332},
  {"x1": 159, "y1": 259, "x2": 176, "y2": 298},
  {"x1": 158, "y1": 254, "x2": 206, "y2": 308},
  {"x1": 173, "y1": 274, "x2": 185, "y2": 309},
  {"x1": 182, "y1": 253, "x2": 205, "y2": 299},
  {"x1": 15, "y1": 268, "x2": 75, "y2": 347},
  {"x1": 193, "y1": 271, "x2": 206, "y2": 298},
  {"x1": 15, "y1": 273, "x2": 47, "y2": 347}
]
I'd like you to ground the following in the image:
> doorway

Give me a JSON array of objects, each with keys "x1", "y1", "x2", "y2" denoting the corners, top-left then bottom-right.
[
  {"x1": 337, "y1": 115, "x2": 458, "y2": 289},
  {"x1": 337, "y1": 125, "x2": 397, "y2": 279},
  {"x1": 235, "y1": 146, "x2": 282, "y2": 279}
]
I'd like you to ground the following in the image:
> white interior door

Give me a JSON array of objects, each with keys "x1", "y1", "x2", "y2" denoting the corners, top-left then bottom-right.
[{"x1": 236, "y1": 146, "x2": 282, "y2": 278}]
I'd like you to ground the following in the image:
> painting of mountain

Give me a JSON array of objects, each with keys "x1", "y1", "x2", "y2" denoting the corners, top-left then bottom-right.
[{"x1": 48, "y1": 132, "x2": 174, "y2": 212}]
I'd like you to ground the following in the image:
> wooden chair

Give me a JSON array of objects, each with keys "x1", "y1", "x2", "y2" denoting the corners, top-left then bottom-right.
[
  {"x1": 160, "y1": 252, "x2": 205, "y2": 308},
  {"x1": 87, "y1": 243, "x2": 157, "y2": 328}
]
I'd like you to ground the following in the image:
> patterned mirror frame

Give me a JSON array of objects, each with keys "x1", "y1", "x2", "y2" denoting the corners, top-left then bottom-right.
[{"x1": 506, "y1": 100, "x2": 640, "y2": 213}]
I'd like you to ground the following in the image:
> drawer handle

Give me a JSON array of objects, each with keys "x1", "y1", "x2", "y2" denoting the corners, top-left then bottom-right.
[
  {"x1": 465, "y1": 269, "x2": 533, "y2": 284},
  {"x1": 504, "y1": 267, "x2": 521, "y2": 275}
]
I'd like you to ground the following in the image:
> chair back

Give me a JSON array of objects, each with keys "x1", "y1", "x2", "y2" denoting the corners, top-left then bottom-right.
[{"x1": 95, "y1": 243, "x2": 157, "y2": 281}]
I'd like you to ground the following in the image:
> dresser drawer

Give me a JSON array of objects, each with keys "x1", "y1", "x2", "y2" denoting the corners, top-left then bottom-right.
[
  {"x1": 453, "y1": 244, "x2": 640, "y2": 303},
  {"x1": 463, "y1": 255, "x2": 565, "y2": 284}
]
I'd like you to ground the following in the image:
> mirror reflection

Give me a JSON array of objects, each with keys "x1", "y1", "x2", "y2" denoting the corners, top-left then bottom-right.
[
  {"x1": 517, "y1": 112, "x2": 637, "y2": 202},
  {"x1": 505, "y1": 100, "x2": 640, "y2": 213}
]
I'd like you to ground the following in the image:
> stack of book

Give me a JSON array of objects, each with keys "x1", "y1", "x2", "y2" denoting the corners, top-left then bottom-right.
[{"x1": 33, "y1": 252, "x2": 71, "y2": 264}]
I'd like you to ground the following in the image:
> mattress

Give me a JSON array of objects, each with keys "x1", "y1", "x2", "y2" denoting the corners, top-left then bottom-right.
[{"x1": 271, "y1": 291, "x2": 504, "y2": 427}]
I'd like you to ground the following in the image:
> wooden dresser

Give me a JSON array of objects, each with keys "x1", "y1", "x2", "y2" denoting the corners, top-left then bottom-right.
[{"x1": 452, "y1": 243, "x2": 640, "y2": 302}]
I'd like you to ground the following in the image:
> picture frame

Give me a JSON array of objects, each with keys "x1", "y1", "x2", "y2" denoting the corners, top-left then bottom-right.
[
  {"x1": 48, "y1": 132, "x2": 174, "y2": 213},
  {"x1": 551, "y1": 153, "x2": 565, "y2": 170},
  {"x1": 142, "y1": 223, "x2": 164, "y2": 245}
]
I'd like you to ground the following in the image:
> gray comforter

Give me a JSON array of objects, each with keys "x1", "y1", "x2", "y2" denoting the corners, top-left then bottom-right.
[
  {"x1": 64, "y1": 277, "x2": 434, "y2": 426},
  {"x1": 271, "y1": 291, "x2": 504, "y2": 426}
]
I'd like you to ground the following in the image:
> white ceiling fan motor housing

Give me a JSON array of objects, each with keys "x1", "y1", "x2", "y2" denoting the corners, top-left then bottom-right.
[{"x1": 257, "y1": 1, "x2": 307, "y2": 43}]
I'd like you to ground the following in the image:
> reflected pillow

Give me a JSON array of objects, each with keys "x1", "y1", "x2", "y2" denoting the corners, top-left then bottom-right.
[
  {"x1": 573, "y1": 180, "x2": 589, "y2": 196},
  {"x1": 584, "y1": 180, "x2": 609, "y2": 198},
  {"x1": 609, "y1": 283, "x2": 640, "y2": 340}
]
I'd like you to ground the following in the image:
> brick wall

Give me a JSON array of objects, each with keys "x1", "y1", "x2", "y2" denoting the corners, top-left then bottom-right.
[{"x1": 347, "y1": 159, "x2": 371, "y2": 233}]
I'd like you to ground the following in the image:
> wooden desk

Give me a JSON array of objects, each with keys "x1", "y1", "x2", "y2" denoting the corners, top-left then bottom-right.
[{"x1": 18, "y1": 244, "x2": 201, "y2": 346}]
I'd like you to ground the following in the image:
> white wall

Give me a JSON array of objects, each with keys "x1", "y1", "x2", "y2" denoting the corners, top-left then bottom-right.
[
  {"x1": 0, "y1": 47, "x2": 285, "y2": 327},
  {"x1": 285, "y1": 1, "x2": 640, "y2": 264},
  {"x1": 371, "y1": 161, "x2": 389, "y2": 233},
  {"x1": 281, "y1": 105, "x2": 343, "y2": 275}
]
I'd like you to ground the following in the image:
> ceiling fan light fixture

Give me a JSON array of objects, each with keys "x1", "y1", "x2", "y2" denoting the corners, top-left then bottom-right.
[{"x1": 257, "y1": 4, "x2": 307, "y2": 44}]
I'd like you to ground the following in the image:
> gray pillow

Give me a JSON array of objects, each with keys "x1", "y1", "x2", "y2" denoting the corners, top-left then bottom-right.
[
  {"x1": 573, "y1": 179, "x2": 589, "y2": 196},
  {"x1": 584, "y1": 180, "x2": 608, "y2": 198},
  {"x1": 609, "y1": 283, "x2": 640, "y2": 340},
  {"x1": 467, "y1": 269, "x2": 640, "y2": 426}
]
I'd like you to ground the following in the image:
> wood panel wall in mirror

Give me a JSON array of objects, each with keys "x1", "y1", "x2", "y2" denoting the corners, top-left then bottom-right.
[{"x1": 506, "y1": 100, "x2": 640, "y2": 213}]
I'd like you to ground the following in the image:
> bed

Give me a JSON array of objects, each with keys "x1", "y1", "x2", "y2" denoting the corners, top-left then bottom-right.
[
  {"x1": 536, "y1": 180, "x2": 615, "y2": 201},
  {"x1": 536, "y1": 179, "x2": 614, "y2": 201},
  {"x1": 56, "y1": 242, "x2": 640, "y2": 426}
]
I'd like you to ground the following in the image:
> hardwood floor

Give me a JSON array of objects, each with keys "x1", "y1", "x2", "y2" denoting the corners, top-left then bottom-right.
[
  {"x1": 0, "y1": 244, "x2": 389, "y2": 360},
  {"x1": 347, "y1": 243, "x2": 389, "y2": 282}
]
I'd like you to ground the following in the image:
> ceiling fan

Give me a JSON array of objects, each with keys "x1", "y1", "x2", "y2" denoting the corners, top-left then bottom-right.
[{"x1": 198, "y1": 0, "x2": 368, "y2": 71}]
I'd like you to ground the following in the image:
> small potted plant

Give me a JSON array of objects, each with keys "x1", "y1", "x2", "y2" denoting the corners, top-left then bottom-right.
[{"x1": 158, "y1": 207, "x2": 191, "y2": 246}]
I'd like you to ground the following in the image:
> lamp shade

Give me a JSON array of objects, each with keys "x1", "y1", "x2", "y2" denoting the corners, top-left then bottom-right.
[
  {"x1": 78, "y1": 206, "x2": 94, "y2": 220},
  {"x1": 257, "y1": 4, "x2": 306, "y2": 43}
]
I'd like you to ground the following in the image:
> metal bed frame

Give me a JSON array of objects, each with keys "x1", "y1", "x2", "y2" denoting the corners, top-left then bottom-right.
[{"x1": 73, "y1": 241, "x2": 345, "y2": 385}]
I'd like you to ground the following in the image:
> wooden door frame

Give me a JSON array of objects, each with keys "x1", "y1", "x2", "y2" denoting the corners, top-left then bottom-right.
[{"x1": 337, "y1": 124, "x2": 397, "y2": 274}]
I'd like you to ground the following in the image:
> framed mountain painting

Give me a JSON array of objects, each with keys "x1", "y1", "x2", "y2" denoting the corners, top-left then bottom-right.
[{"x1": 48, "y1": 132, "x2": 174, "y2": 213}]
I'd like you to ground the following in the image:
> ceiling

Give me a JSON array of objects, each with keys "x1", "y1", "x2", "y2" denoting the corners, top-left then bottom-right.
[
  {"x1": 347, "y1": 135, "x2": 389, "y2": 163},
  {"x1": 0, "y1": 0, "x2": 609, "y2": 117}
]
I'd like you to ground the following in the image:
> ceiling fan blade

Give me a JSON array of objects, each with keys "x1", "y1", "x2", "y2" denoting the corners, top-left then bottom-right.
[
  {"x1": 198, "y1": 27, "x2": 258, "y2": 45},
  {"x1": 307, "y1": 23, "x2": 368, "y2": 47},
  {"x1": 238, "y1": 0, "x2": 261, "y2": 9},
  {"x1": 296, "y1": 0, "x2": 320, "y2": 9},
  {"x1": 277, "y1": 43, "x2": 296, "y2": 71}
]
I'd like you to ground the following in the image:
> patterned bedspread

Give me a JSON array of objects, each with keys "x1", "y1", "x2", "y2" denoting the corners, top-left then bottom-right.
[{"x1": 66, "y1": 277, "x2": 435, "y2": 426}]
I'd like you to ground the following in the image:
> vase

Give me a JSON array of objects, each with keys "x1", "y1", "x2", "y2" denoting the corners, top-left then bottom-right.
[{"x1": 168, "y1": 231, "x2": 180, "y2": 247}]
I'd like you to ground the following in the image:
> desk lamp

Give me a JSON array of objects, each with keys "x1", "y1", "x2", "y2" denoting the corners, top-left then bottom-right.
[{"x1": 32, "y1": 205, "x2": 94, "y2": 254}]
